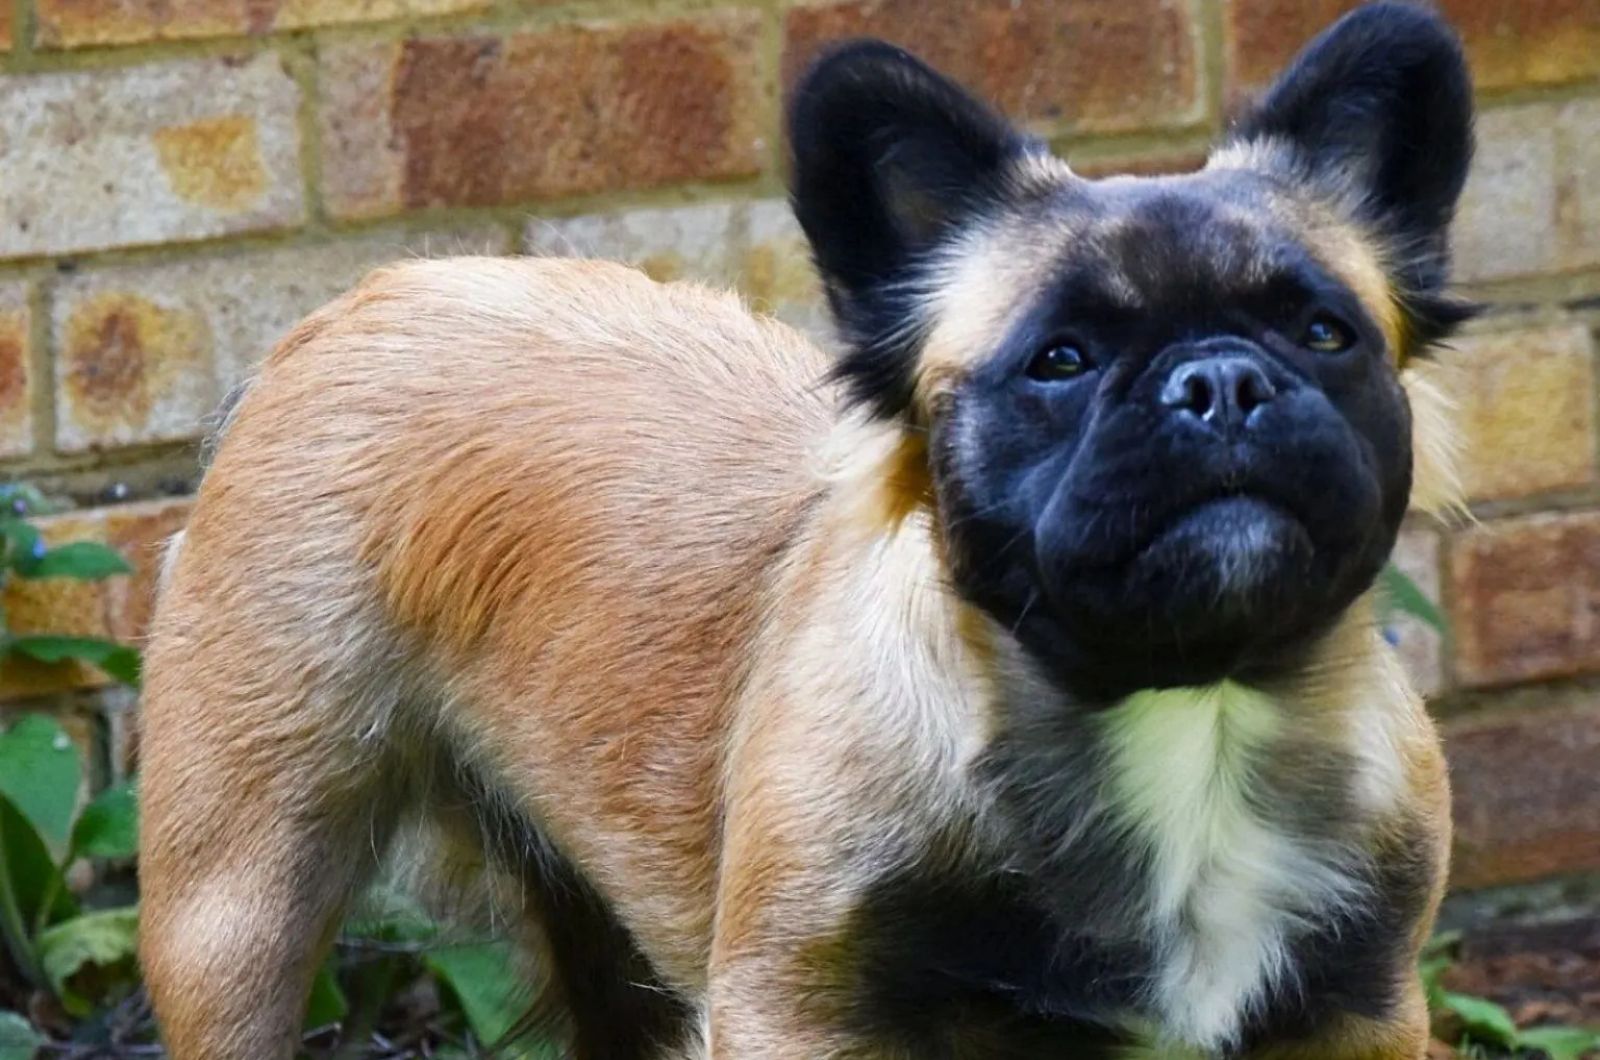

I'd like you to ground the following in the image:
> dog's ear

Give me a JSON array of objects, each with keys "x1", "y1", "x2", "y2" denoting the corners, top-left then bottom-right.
[
  {"x1": 788, "y1": 41, "x2": 1035, "y2": 418},
  {"x1": 1223, "y1": 3, "x2": 1474, "y2": 306}
]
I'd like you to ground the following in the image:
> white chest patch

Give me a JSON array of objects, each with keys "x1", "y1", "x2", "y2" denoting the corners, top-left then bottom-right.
[{"x1": 1096, "y1": 682, "x2": 1367, "y2": 1052}]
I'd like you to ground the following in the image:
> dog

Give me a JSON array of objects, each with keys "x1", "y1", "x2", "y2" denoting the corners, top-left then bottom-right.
[{"x1": 137, "y1": 3, "x2": 1473, "y2": 1056}]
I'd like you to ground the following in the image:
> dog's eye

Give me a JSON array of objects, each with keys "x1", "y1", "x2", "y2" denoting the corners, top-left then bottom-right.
[
  {"x1": 1027, "y1": 343, "x2": 1090, "y2": 381},
  {"x1": 1302, "y1": 313, "x2": 1356, "y2": 354}
]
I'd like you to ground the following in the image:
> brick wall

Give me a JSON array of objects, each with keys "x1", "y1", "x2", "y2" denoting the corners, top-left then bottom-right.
[{"x1": 1, "y1": 0, "x2": 1598, "y2": 897}]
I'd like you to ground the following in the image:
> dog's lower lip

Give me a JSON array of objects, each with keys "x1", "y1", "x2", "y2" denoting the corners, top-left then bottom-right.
[{"x1": 1147, "y1": 491, "x2": 1297, "y2": 547}]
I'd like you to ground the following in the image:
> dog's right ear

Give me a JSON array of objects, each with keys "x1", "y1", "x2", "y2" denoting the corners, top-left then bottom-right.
[{"x1": 788, "y1": 41, "x2": 1035, "y2": 418}]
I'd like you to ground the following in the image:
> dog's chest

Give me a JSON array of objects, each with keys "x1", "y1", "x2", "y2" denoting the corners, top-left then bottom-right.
[{"x1": 843, "y1": 684, "x2": 1404, "y2": 1056}]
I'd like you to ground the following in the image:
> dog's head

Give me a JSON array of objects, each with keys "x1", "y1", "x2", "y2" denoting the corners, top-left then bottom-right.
[{"x1": 789, "y1": 2, "x2": 1474, "y2": 701}]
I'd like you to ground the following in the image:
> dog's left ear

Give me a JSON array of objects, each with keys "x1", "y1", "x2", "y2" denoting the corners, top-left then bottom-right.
[
  {"x1": 788, "y1": 41, "x2": 1037, "y2": 418},
  {"x1": 1223, "y1": 2, "x2": 1474, "y2": 313}
]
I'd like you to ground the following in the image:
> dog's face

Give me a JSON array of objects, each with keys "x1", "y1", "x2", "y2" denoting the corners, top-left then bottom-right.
[{"x1": 789, "y1": 2, "x2": 1474, "y2": 700}]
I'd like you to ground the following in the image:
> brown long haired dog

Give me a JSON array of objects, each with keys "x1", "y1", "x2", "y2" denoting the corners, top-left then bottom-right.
[{"x1": 138, "y1": 4, "x2": 1474, "y2": 1057}]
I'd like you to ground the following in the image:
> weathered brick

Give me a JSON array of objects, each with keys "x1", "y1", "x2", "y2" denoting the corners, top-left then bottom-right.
[
  {"x1": 37, "y1": 0, "x2": 489, "y2": 49},
  {"x1": 0, "y1": 283, "x2": 33, "y2": 458},
  {"x1": 1388, "y1": 528, "x2": 1445, "y2": 697},
  {"x1": 1224, "y1": 0, "x2": 1600, "y2": 100},
  {"x1": 741, "y1": 200, "x2": 829, "y2": 338},
  {"x1": 1442, "y1": 326, "x2": 1598, "y2": 502},
  {"x1": 528, "y1": 202, "x2": 744, "y2": 286},
  {"x1": 526, "y1": 200, "x2": 830, "y2": 338},
  {"x1": 1445, "y1": 692, "x2": 1600, "y2": 890},
  {"x1": 1070, "y1": 150, "x2": 1207, "y2": 181},
  {"x1": 0, "y1": 0, "x2": 12, "y2": 50},
  {"x1": 1452, "y1": 99, "x2": 1600, "y2": 282},
  {"x1": 320, "y1": 15, "x2": 765, "y2": 220},
  {"x1": 783, "y1": 0, "x2": 1201, "y2": 134},
  {"x1": 52, "y1": 227, "x2": 508, "y2": 451},
  {"x1": 0, "y1": 55, "x2": 304, "y2": 260},
  {"x1": 0, "y1": 499, "x2": 192, "y2": 700},
  {"x1": 1449, "y1": 511, "x2": 1600, "y2": 687}
]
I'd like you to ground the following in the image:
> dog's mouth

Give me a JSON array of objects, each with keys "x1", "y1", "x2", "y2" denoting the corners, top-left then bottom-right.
[{"x1": 1137, "y1": 486, "x2": 1309, "y2": 559}]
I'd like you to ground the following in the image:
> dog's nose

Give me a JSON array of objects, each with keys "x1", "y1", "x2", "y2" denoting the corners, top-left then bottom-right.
[{"x1": 1159, "y1": 357, "x2": 1277, "y2": 430}]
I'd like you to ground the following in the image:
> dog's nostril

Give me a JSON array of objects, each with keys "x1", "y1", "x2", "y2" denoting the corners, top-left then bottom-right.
[
  {"x1": 1232, "y1": 364, "x2": 1276, "y2": 415},
  {"x1": 1161, "y1": 362, "x2": 1217, "y2": 417},
  {"x1": 1160, "y1": 357, "x2": 1276, "y2": 428}
]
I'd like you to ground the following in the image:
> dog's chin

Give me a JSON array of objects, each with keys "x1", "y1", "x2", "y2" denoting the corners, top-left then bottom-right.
[
  {"x1": 1031, "y1": 496, "x2": 1328, "y2": 697},
  {"x1": 1133, "y1": 495, "x2": 1315, "y2": 620}
]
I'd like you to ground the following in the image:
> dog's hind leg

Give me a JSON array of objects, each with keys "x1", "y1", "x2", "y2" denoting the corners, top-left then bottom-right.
[{"x1": 137, "y1": 571, "x2": 408, "y2": 1058}]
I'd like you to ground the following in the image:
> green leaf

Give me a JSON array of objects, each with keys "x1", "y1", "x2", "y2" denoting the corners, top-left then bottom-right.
[
  {"x1": 1517, "y1": 1025, "x2": 1600, "y2": 1060},
  {"x1": 35, "y1": 906, "x2": 139, "y2": 1017},
  {"x1": 0, "y1": 1011, "x2": 45, "y2": 1060},
  {"x1": 303, "y1": 964, "x2": 348, "y2": 1031},
  {"x1": 26, "y1": 542, "x2": 131, "y2": 581},
  {"x1": 0, "y1": 485, "x2": 62, "y2": 519},
  {"x1": 1442, "y1": 991, "x2": 1521, "y2": 1047},
  {"x1": 70, "y1": 781, "x2": 138, "y2": 861},
  {"x1": 0, "y1": 715, "x2": 82, "y2": 853},
  {"x1": 1380, "y1": 564, "x2": 1448, "y2": 633},
  {"x1": 7, "y1": 636, "x2": 141, "y2": 687},
  {"x1": 425, "y1": 942, "x2": 530, "y2": 1051},
  {"x1": 1, "y1": 522, "x2": 43, "y2": 576}
]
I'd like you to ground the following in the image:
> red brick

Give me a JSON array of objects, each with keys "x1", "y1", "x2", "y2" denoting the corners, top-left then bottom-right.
[
  {"x1": 1224, "y1": 1, "x2": 1600, "y2": 100},
  {"x1": 320, "y1": 15, "x2": 765, "y2": 220},
  {"x1": 782, "y1": 0, "x2": 1202, "y2": 135},
  {"x1": 0, "y1": 283, "x2": 32, "y2": 458},
  {"x1": 37, "y1": 0, "x2": 490, "y2": 48},
  {"x1": 1449, "y1": 511, "x2": 1600, "y2": 688},
  {"x1": 0, "y1": 0, "x2": 12, "y2": 50},
  {"x1": 1445, "y1": 693, "x2": 1600, "y2": 890}
]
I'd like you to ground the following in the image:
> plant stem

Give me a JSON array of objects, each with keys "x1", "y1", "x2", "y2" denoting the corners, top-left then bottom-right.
[{"x1": 0, "y1": 811, "x2": 45, "y2": 988}]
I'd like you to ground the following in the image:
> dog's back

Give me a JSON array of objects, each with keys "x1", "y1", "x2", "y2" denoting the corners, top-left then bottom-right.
[{"x1": 137, "y1": 256, "x2": 830, "y2": 1057}]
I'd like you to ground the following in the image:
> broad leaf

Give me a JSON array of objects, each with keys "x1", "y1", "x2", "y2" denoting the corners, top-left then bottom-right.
[
  {"x1": 26, "y1": 543, "x2": 131, "y2": 581},
  {"x1": 35, "y1": 906, "x2": 140, "y2": 1017},
  {"x1": 0, "y1": 795, "x2": 79, "y2": 989},
  {"x1": 1517, "y1": 1025, "x2": 1600, "y2": 1060},
  {"x1": 0, "y1": 716, "x2": 82, "y2": 853},
  {"x1": 1379, "y1": 565, "x2": 1447, "y2": 633},
  {"x1": 7, "y1": 636, "x2": 141, "y2": 687},
  {"x1": 1441, "y1": 991, "x2": 1520, "y2": 1047},
  {"x1": 303, "y1": 964, "x2": 349, "y2": 1031},
  {"x1": 70, "y1": 781, "x2": 138, "y2": 861},
  {"x1": 425, "y1": 942, "x2": 536, "y2": 1053},
  {"x1": 0, "y1": 1011, "x2": 45, "y2": 1060}
]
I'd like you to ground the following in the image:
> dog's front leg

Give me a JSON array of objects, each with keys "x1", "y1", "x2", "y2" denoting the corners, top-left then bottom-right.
[{"x1": 706, "y1": 728, "x2": 902, "y2": 1059}]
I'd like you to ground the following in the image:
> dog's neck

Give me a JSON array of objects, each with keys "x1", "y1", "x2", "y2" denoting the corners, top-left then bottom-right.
[{"x1": 803, "y1": 424, "x2": 1424, "y2": 1051}]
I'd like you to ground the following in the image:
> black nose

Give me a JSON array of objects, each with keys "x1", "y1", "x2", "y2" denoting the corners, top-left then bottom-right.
[{"x1": 1159, "y1": 357, "x2": 1277, "y2": 430}]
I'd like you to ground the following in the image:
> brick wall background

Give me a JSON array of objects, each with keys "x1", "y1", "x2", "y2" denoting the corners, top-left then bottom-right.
[{"x1": 1, "y1": 0, "x2": 1598, "y2": 910}]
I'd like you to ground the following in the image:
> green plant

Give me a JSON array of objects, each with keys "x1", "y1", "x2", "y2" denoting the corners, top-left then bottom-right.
[
  {"x1": 0, "y1": 709, "x2": 543, "y2": 1058},
  {"x1": 0, "y1": 485, "x2": 140, "y2": 688},
  {"x1": 0, "y1": 713, "x2": 140, "y2": 1054},
  {"x1": 1421, "y1": 934, "x2": 1600, "y2": 1060}
]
